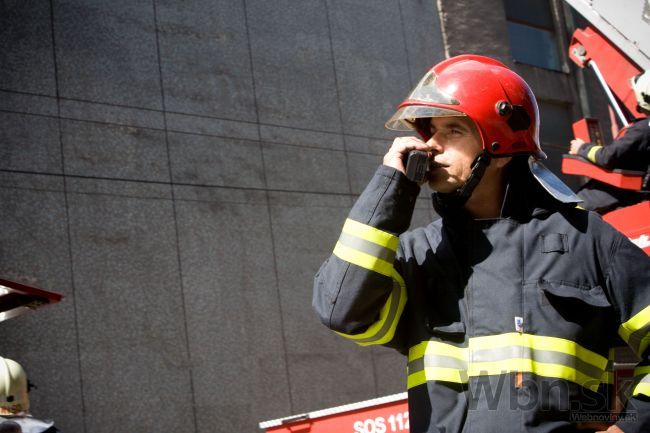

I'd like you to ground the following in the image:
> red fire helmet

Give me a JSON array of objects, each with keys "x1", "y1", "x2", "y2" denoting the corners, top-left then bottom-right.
[{"x1": 386, "y1": 55, "x2": 546, "y2": 159}]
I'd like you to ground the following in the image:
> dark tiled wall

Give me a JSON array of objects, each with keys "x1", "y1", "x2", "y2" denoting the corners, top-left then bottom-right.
[{"x1": 0, "y1": 1, "x2": 443, "y2": 432}]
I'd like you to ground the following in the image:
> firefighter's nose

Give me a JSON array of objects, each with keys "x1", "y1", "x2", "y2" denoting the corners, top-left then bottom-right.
[{"x1": 426, "y1": 136, "x2": 443, "y2": 155}]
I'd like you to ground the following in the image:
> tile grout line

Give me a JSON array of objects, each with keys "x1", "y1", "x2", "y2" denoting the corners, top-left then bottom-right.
[
  {"x1": 0, "y1": 87, "x2": 398, "y2": 143},
  {"x1": 48, "y1": 1, "x2": 89, "y2": 431},
  {"x1": 242, "y1": 0, "x2": 296, "y2": 414},
  {"x1": 151, "y1": 1, "x2": 199, "y2": 431},
  {"x1": 323, "y1": 0, "x2": 354, "y2": 197}
]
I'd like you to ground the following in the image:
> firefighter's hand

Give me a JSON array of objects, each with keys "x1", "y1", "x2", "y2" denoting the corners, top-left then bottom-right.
[
  {"x1": 569, "y1": 138, "x2": 586, "y2": 155},
  {"x1": 577, "y1": 423, "x2": 625, "y2": 432},
  {"x1": 384, "y1": 136, "x2": 431, "y2": 176},
  {"x1": 596, "y1": 426, "x2": 624, "y2": 433}
]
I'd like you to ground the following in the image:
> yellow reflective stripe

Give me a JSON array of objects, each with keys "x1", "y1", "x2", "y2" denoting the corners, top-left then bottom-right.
[
  {"x1": 408, "y1": 366, "x2": 468, "y2": 389},
  {"x1": 331, "y1": 220, "x2": 404, "y2": 345},
  {"x1": 342, "y1": 219, "x2": 399, "y2": 251},
  {"x1": 473, "y1": 348, "x2": 604, "y2": 382},
  {"x1": 407, "y1": 370, "x2": 427, "y2": 389},
  {"x1": 407, "y1": 333, "x2": 607, "y2": 391},
  {"x1": 335, "y1": 270, "x2": 407, "y2": 346},
  {"x1": 601, "y1": 349, "x2": 615, "y2": 384},
  {"x1": 619, "y1": 305, "x2": 650, "y2": 339},
  {"x1": 601, "y1": 370, "x2": 614, "y2": 384},
  {"x1": 407, "y1": 341, "x2": 469, "y2": 389},
  {"x1": 634, "y1": 365, "x2": 650, "y2": 376},
  {"x1": 468, "y1": 359, "x2": 601, "y2": 392},
  {"x1": 339, "y1": 232, "x2": 396, "y2": 263},
  {"x1": 632, "y1": 366, "x2": 650, "y2": 397},
  {"x1": 408, "y1": 341, "x2": 429, "y2": 361},
  {"x1": 407, "y1": 340, "x2": 468, "y2": 388},
  {"x1": 619, "y1": 304, "x2": 650, "y2": 356},
  {"x1": 409, "y1": 340, "x2": 467, "y2": 362},
  {"x1": 470, "y1": 333, "x2": 607, "y2": 370},
  {"x1": 634, "y1": 382, "x2": 650, "y2": 396},
  {"x1": 587, "y1": 145, "x2": 602, "y2": 163},
  {"x1": 333, "y1": 241, "x2": 394, "y2": 277},
  {"x1": 408, "y1": 362, "x2": 601, "y2": 391}
]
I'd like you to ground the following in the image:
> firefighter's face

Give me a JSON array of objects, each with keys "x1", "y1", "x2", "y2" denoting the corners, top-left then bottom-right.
[{"x1": 424, "y1": 116, "x2": 483, "y2": 193}]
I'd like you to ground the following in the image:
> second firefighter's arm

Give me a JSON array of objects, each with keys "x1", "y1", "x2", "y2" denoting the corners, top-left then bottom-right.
[
  {"x1": 312, "y1": 165, "x2": 420, "y2": 351},
  {"x1": 576, "y1": 120, "x2": 648, "y2": 169},
  {"x1": 602, "y1": 235, "x2": 650, "y2": 433}
]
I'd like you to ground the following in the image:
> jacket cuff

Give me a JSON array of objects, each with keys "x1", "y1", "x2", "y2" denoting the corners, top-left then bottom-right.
[
  {"x1": 577, "y1": 142, "x2": 598, "y2": 163},
  {"x1": 348, "y1": 165, "x2": 421, "y2": 235}
]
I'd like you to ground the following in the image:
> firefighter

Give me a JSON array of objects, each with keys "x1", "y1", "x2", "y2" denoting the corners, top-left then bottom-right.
[
  {"x1": 0, "y1": 357, "x2": 58, "y2": 433},
  {"x1": 313, "y1": 55, "x2": 650, "y2": 433},
  {"x1": 568, "y1": 70, "x2": 650, "y2": 213}
]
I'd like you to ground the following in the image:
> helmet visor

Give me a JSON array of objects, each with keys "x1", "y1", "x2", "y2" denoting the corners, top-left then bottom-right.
[
  {"x1": 407, "y1": 70, "x2": 460, "y2": 104},
  {"x1": 385, "y1": 105, "x2": 466, "y2": 131},
  {"x1": 528, "y1": 157, "x2": 580, "y2": 203},
  {"x1": 386, "y1": 70, "x2": 463, "y2": 131}
]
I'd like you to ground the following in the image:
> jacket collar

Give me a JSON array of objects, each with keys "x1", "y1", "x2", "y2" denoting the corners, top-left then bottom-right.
[{"x1": 432, "y1": 159, "x2": 567, "y2": 222}]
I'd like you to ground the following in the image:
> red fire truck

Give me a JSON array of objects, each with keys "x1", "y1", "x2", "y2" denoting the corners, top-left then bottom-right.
[
  {"x1": 560, "y1": 0, "x2": 649, "y2": 257},
  {"x1": 0, "y1": 277, "x2": 62, "y2": 323},
  {"x1": 259, "y1": 393, "x2": 409, "y2": 433}
]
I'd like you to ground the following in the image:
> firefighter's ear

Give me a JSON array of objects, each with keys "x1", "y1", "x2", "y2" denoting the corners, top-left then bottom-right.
[{"x1": 493, "y1": 156, "x2": 512, "y2": 169}]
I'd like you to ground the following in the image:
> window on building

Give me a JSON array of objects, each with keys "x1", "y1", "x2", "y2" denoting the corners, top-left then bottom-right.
[
  {"x1": 503, "y1": 0, "x2": 562, "y2": 71},
  {"x1": 538, "y1": 100, "x2": 573, "y2": 147},
  {"x1": 537, "y1": 100, "x2": 578, "y2": 187}
]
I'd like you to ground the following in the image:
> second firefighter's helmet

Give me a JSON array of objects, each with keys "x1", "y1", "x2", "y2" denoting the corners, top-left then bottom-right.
[
  {"x1": 0, "y1": 357, "x2": 29, "y2": 414},
  {"x1": 386, "y1": 54, "x2": 545, "y2": 159},
  {"x1": 631, "y1": 70, "x2": 650, "y2": 113}
]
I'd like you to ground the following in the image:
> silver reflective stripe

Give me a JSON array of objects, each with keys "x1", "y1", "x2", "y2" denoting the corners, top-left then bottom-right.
[
  {"x1": 347, "y1": 279, "x2": 402, "y2": 344},
  {"x1": 409, "y1": 354, "x2": 468, "y2": 374},
  {"x1": 472, "y1": 346, "x2": 604, "y2": 380},
  {"x1": 338, "y1": 232, "x2": 396, "y2": 263}
]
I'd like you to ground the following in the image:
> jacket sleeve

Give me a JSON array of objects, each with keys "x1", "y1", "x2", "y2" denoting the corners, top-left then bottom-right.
[
  {"x1": 577, "y1": 120, "x2": 650, "y2": 170},
  {"x1": 602, "y1": 234, "x2": 650, "y2": 433},
  {"x1": 312, "y1": 165, "x2": 420, "y2": 352}
]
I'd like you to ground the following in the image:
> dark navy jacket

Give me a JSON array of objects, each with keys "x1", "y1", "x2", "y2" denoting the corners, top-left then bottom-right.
[{"x1": 313, "y1": 163, "x2": 650, "y2": 433}]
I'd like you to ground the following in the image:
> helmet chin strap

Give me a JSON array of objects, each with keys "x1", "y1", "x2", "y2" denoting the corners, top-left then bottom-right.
[{"x1": 433, "y1": 151, "x2": 492, "y2": 209}]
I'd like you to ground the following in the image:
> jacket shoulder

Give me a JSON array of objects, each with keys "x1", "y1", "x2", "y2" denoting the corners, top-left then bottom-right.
[
  {"x1": 556, "y1": 206, "x2": 628, "y2": 247},
  {"x1": 398, "y1": 220, "x2": 443, "y2": 256}
]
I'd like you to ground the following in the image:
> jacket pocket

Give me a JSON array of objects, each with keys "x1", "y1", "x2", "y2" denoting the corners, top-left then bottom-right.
[
  {"x1": 423, "y1": 276, "x2": 466, "y2": 340},
  {"x1": 538, "y1": 280, "x2": 611, "y2": 308},
  {"x1": 528, "y1": 280, "x2": 614, "y2": 350},
  {"x1": 425, "y1": 320, "x2": 466, "y2": 337}
]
